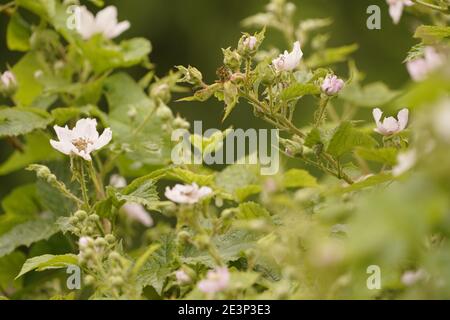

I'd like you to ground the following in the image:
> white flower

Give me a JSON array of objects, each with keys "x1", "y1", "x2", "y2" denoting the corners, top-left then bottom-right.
[
  {"x1": 175, "y1": 270, "x2": 191, "y2": 284},
  {"x1": 50, "y1": 118, "x2": 112, "y2": 161},
  {"x1": 197, "y1": 267, "x2": 230, "y2": 294},
  {"x1": 77, "y1": 6, "x2": 130, "y2": 40},
  {"x1": 79, "y1": 236, "x2": 93, "y2": 249},
  {"x1": 373, "y1": 108, "x2": 409, "y2": 136},
  {"x1": 387, "y1": 0, "x2": 413, "y2": 24},
  {"x1": 272, "y1": 41, "x2": 303, "y2": 72},
  {"x1": 165, "y1": 183, "x2": 212, "y2": 204},
  {"x1": 0, "y1": 71, "x2": 16, "y2": 88},
  {"x1": 407, "y1": 47, "x2": 444, "y2": 82},
  {"x1": 122, "y1": 203, "x2": 153, "y2": 227},
  {"x1": 243, "y1": 36, "x2": 258, "y2": 50},
  {"x1": 392, "y1": 150, "x2": 416, "y2": 176},
  {"x1": 401, "y1": 269, "x2": 426, "y2": 286},
  {"x1": 433, "y1": 99, "x2": 450, "y2": 142},
  {"x1": 321, "y1": 75, "x2": 345, "y2": 95},
  {"x1": 109, "y1": 174, "x2": 127, "y2": 188}
]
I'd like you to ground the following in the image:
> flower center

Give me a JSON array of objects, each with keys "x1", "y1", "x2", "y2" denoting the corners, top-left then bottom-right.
[{"x1": 72, "y1": 138, "x2": 93, "y2": 152}]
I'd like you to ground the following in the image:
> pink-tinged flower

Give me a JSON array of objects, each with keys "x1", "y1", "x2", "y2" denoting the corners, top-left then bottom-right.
[
  {"x1": 79, "y1": 236, "x2": 93, "y2": 249},
  {"x1": 243, "y1": 36, "x2": 258, "y2": 50},
  {"x1": 387, "y1": 0, "x2": 413, "y2": 24},
  {"x1": 272, "y1": 41, "x2": 303, "y2": 72},
  {"x1": 77, "y1": 6, "x2": 130, "y2": 40},
  {"x1": 175, "y1": 270, "x2": 191, "y2": 284},
  {"x1": 122, "y1": 203, "x2": 153, "y2": 227},
  {"x1": 109, "y1": 174, "x2": 127, "y2": 188},
  {"x1": 401, "y1": 269, "x2": 426, "y2": 286},
  {"x1": 373, "y1": 108, "x2": 409, "y2": 136},
  {"x1": 0, "y1": 71, "x2": 16, "y2": 88},
  {"x1": 392, "y1": 150, "x2": 416, "y2": 176},
  {"x1": 165, "y1": 183, "x2": 212, "y2": 204},
  {"x1": 407, "y1": 47, "x2": 444, "y2": 82},
  {"x1": 50, "y1": 118, "x2": 112, "y2": 161},
  {"x1": 321, "y1": 75, "x2": 345, "y2": 95},
  {"x1": 197, "y1": 267, "x2": 230, "y2": 294}
]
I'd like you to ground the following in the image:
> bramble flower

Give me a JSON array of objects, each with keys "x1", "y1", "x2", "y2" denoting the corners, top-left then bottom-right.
[
  {"x1": 197, "y1": 267, "x2": 230, "y2": 294},
  {"x1": 1, "y1": 71, "x2": 16, "y2": 88},
  {"x1": 175, "y1": 270, "x2": 191, "y2": 284},
  {"x1": 272, "y1": 41, "x2": 303, "y2": 72},
  {"x1": 50, "y1": 118, "x2": 112, "y2": 161},
  {"x1": 392, "y1": 150, "x2": 416, "y2": 176},
  {"x1": 109, "y1": 174, "x2": 127, "y2": 188},
  {"x1": 122, "y1": 203, "x2": 154, "y2": 227},
  {"x1": 373, "y1": 108, "x2": 409, "y2": 136},
  {"x1": 243, "y1": 36, "x2": 258, "y2": 50},
  {"x1": 387, "y1": 0, "x2": 413, "y2": 24},
  {"x1": 165, "y1": 183, "x2": 212, "y2": 204},
  {"x1": 79, "y1": 236, "x2": 93, "y2": 249},
  {"x1": 76, "y1": 6, "x2": 130, "y2": 40},
  {"x1": 401, "y1": 269, "x2": 426, "y2": 286},
  {"x1": 321, "y1": 75, "x2": 345, "y2": 95},
  {"x1": 406, "y1": 47, "x2": 444, "y2": 82}
]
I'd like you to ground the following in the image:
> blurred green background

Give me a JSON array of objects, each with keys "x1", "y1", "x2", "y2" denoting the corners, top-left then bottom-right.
[{"x1": 0, "y1": 0, "x2": 415, "y2": 198}]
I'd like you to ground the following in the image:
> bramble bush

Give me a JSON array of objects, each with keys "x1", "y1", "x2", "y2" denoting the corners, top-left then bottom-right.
[{"x1": 0, "y1": 0, "x2": 449, "y2": 300}]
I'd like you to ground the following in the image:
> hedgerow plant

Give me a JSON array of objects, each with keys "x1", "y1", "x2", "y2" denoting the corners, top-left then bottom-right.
[{"x1": 0, "y1": 0, "x2": 449, "y2": 300}]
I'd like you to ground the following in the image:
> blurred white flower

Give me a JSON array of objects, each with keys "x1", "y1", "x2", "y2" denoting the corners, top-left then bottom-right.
[
  {"x1": 198, "y1": 267, "x2": 230, "y2": 294},
  {"x1": 77, "y1": 6, "x2": 130, "y2": 40},
  {"x1": 433, "y1": 100, "x2": 450, "y2": 142},
  {"x1": 407, "y1": 47, "x2": 444, "y2": 82},
  {"x1": 272, "y1": 41, "x2": 303, "y2": 72},
  {"x1": 243, "y1": 36, "x2": 258, "y2": 50},
  {"x1": 387, "y1": 0, "x2": 413, "y2": 24},
  {"x1": 373, "y1": 108, "x2": 409, "y2": 136},
  {"x1": 402, "y1": 269, "x2": 426, "y2": 286},
  {"x1": 392, "y1": 150, "x2": 416, "y2": 176},
  {"x1": 0, "y1": 71, "x2": 16, "y2": 88},
  {"x1": 121, "y1": 203, "x2": 153, "y2": 227},
  {"x1": 165, "y1": 183, "x2": 212, "y2": 204},
  {"x1": 50, "y1": 118, "x2": 112, "y2": 161},
  {"x1": 175, "y1": 270, "x2": 191, "y2": 284},
  {"x1": 321, "y1": 75, "x2": 345, "y2": 95},
  {"x1": 79, "y1": 236, "x2": 93, "y2": 249},
  {"x1": 109, "y1": 174, "x2": 127, "y2": 188}
]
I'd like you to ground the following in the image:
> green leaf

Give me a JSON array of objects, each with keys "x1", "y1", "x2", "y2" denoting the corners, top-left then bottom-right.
[
  {"x1": 306, "y1": 44, "x2": 358, "y2": 68},
  {"x1": 280, "y1": 83, "x2": 320, "y2": 101},
  {"x1": 235, "y1": 185, "x2": 262, "y2": 202},
  {"x1": 222, "y1": 82, "x2": 238, "y2": 121},
  {"x1": 0, "y1": 132, "x2": 61, "y2": 176},
  {"x1": 414, "y1": 25, "x2": 450, "y2": 44},
  {"x1": 0, "y1": 252, "x2": 26, "y2": 291},
  {"x1": 339, "y1": 82, "x2": 400, "y2": 107},
  {"x1": 178, "y1": 83, "x2": 221, "y2": 102},
  {"x1": 113, "y1": 180, "x2": 160, "y2": 211},
  {"x1": 16, "y1": 254, "x2": 78, "y2": 279},
  {"x1": 237, "y1": 202, "x2": 271, "y2": 220},
  {"x1": 283, "y1": 169, "x2": 318, "y2": 188},
  {"x1": 355, "y1": 147, "x2": 398, "y2": 166},
  {"x1": 16, "y1": 0, "x2": 56, "y2": 19},
  {"x1": 1, "y1": 184, "x2": 39, "y2": 220},
  {"x1": 131, "y1": 244, "x2": 161, "y2": 276},
  {"x1": 7, "y1": 13, "x2": 31, "y2": 52},
  {"x1": 137, "y1": 234, "x2": 176, "y2": 294},
  {"x1": 0, "y1": 217, "x2": 60, "y2": 257},
  {"x1": 228, "y1": 271, "x2": 260, "y2": 290},
  {"x1": 0, "y1": 107, "x2": 52, "y2": 138},
  {"x1": 216, "y1": 164, "x2": 260, "y2": 195},
  {"x1": 329, "y1": 173, "x2": 394, "y2": 195},
  {"x1": 326, "y1": 121, "x2": 376, "y2": 158},
  {"x1": 105, "y1": 73, "x2": 172, "y2": 166},
  {"x1": 11, "y1": 53, "x2": 45, "y2": 107}
]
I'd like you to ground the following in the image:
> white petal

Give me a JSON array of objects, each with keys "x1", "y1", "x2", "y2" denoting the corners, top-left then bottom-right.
[
  {"x1": 397, "y1": 108, "x2": 409, "y2": 130},
  {"x1": 106, "y1": 21, "x2": 130, "y2": 39},
  {"x1": 93, "y1": 128, "x2": 112, "y2": 151},
  {"x1": 389, "y1": 2, "x2": 404, "y2": 24},
  {"x1": 73, "y1": 118, "x2": 99, "y2": 140},
  {"x1": 50, "y1": 140, "x2": 73, "y2": 155},
  {"x1": 77, "y1": 6, "x2": 97, "y2": 39},
  {"x1": 53, "y1": 125, "x2": 72, "y2": 143},
  {"x1": 123, "y1": 203, "x2": 153, "y2": 227},
  {"x1": 96, "y1": 6, "x2": 118, "y2": 32},
  {"x1": 372, "y1": 108, "x2": 383, "y2": 126},
  {"x1": 73, "y1": 148, "x2": 92, "y2": 161}
]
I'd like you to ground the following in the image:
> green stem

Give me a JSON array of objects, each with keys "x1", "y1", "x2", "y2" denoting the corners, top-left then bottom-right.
[
  {"x1": 413, "y1": 0, "x2": 449, "y2": 12},
  {"x1": 78, "y1": 162, "x2": 91, "y2": 210},
  {"x1": 87, "y1": 161, "x2": 105, "y2": 200}
]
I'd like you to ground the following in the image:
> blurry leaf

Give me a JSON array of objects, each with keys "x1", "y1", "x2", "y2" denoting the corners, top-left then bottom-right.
[
  {"x1": 216, "y1": 164, "x2": 260, "y2": 195},
  {"x1": 307, "y1": 44, "x2": 358, "y2": 68},
  {"x1": 283, "y1": 169, "x2": 318, "y2": 188},
  {"x1": 223, "y1": 82, "x2": 239, "y2": 121},
  {"x1": 51, "y1": 105, "x2": 108, "y2": 127},
  {"x1": 0, "y1": 107, "x2": 52, "y2": 138},
  {"x1": 105, "y1": 73, "x2": 171, "y2": 166},
  {"x1": 178, "y1": 83, "x2": 221, "y2": 102},
  {"x1": 327, "y1": 122, "x2": 377, "y2": 157},
  {"x1": 355, "y1": 147, "x2": 398, "y2": 166},
  {"x1": 280, "y1": 83, "x2": 320, "y2": 101},
  {"x1": 1, "y1": 184, "x2": 39, "y2": 220},
  {"x1": 16, "y1": 254, "x2": 78, "y2": 279},
  {"x1": 330, "y1": 173, "x2": 394, "y2": 195},
  {"x1": 414, "y1": 25, "x2": 450, "y2": 44},
  {"x1": 0, "y1": 252, "x2": 26, "y2": 291},
  {"x1": 7, "y1": 13, "x2": 31, "y2": 52},
  {"x1": 237, "y1": 202, "x2": 271, "y2": 220},
  {"x1": 340, "y1": 82, "x2": 400, "y2": 107},
  {"x1": 228, "y1": 271, "x2": 260, "y2": 290},
  {"x1": 131, "y1": 244, "x2": 161, "y2": 276},
  {"x1": 11, "y1": 53, "x2": 45, "y2": 106},
  {"x1": 0, "y1": 132, "x2": 61, "y2": 176},
  {"x1": 395, "y1": 76, "x2": 450, "y2": 109},
  {"x1": 16, "y1": 0, "x2": 56, "y2": 19},
  {"x1": 235, "y1": 185, "x2": 262, "y2": 202}
]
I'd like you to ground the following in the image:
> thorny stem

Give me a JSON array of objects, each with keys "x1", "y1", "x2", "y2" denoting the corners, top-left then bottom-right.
[
  {"x1": 88, "y1": 161, "x2": 106, "y2": 200},
  {"x1": 78, "y1": 161, "x2": 91, "y2": 210}
]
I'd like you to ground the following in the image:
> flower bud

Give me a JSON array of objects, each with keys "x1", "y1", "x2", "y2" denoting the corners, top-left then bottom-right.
[
  {"x1": 105, "y1": 234, "x2": 116, "y2": 244},
  {"x1": 109, "y1": 251, "x2": 122, "y2": 261},
  {"x1": 321, "y1": 74, "x2": 345, "y2": 96},
  {"x1": 74, "y1": 210, "x2": 87, "y2": 221},
  {"x1": 94, "y1": 237, "x2": 108, "y2": 248},
  {"x1": 155, "y1": 103, "x2": 174, "y2": 121},
  {"x1": 222, "y1": 48, "x2": 242, "y2": 71},
  {"x1": 88, "y1": 214, "x2": 100, "y2": 222},
  {"x1": 150, "y1": 83, "x2": 171, "y2": 103},
  {"x1": 177, "y1": 65, "x2": 203, "y2": 87},
  {"x1": 172, "y1": 116, "x2": 191, "y2": 130},
  {"x1": 0, "y1": 71, "x2": 17, "y2": 97},
  {"x1": 69, "y1": 216, "x2": 79, "y2": 225},
  {"x1": 79, "y1": 236, "x2": 94, "y2": 249},
  {"x1": 84, "y1": 275, "x2": 95, "y2": 286}
]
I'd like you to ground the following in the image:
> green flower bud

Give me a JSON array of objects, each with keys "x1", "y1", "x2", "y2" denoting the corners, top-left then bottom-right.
[
  {"x1": 109, "y1": 251, "x2": 122, "y2": 261},
  {"x1": 222, "y1": 48, "x2": 242, "y2": 72},
  {"x1": 88, "y1": 214, "x2": 100, "y2": 222},
  {"x1": 155, "y1": 103, "x2": 174, "y2": 121},
  {"x1": 83, "y1": 248, "x2": 94, "y2": 259},
  {"x1": 194, "y1": 234, "x2": 210, "y2": 249},
  {"x1": 176, "y1": 65, "x2": 203, "y2": 87},
  {"x1": 84, "y1": 275, "x2": 95, "y2": 286},
  {"x1": 172, "y1": 116, "x2": 190, "y2": 130},
  {"x1": 69, "y1": 216, "x2": 79, "y2": 225},
  {"x1": 74, "y1": 210, "x2": 87, "y2": 221},
  {"x1": 105, "y1": 234, "x2": 116, "y2": 244},
  {"x1": 94, "y1": 238, "x2": 108, "y2": 248},
  {"x1": 150, "y1": 83, "x2": 171, "y2": 103}
]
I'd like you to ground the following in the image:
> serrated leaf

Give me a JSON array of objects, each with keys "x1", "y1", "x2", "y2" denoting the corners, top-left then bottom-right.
[
  {"x1": 16, "y1": 0, "x2": 56, "y2": 19},
  {"x1": 339, "y1": 82, "x2": 400, "y2": 107},
  {"x1": 0, "y1": 107, "x2": 52, "y2": 138},
  {"x1": 283, "y1": 169, "x2": 318, "y2": 188},
  {"x1": 114, "y1": 180, "x2": 160, "y2": 211},
  {"x1": 237, "y1": 202, "x2": 271, "y2": 220},
  {"x1": 16, "y1": 254, "x2": 78, "y2": 279},
  {"x1": 327, "y1": 121, "x2": 376, "y2": 157},
  {"x1": 414, "y1": 25, "x2": 450, "y2": 44},
  {"x1": 280, "y1": 83, "x2": 320, "y2": 101},
  {"x1": 7, "y1": 13, "x2": 31, "y2": 52},
  {"x1": 235, "y1": 185, "x2": 262, "y2": 202}
]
